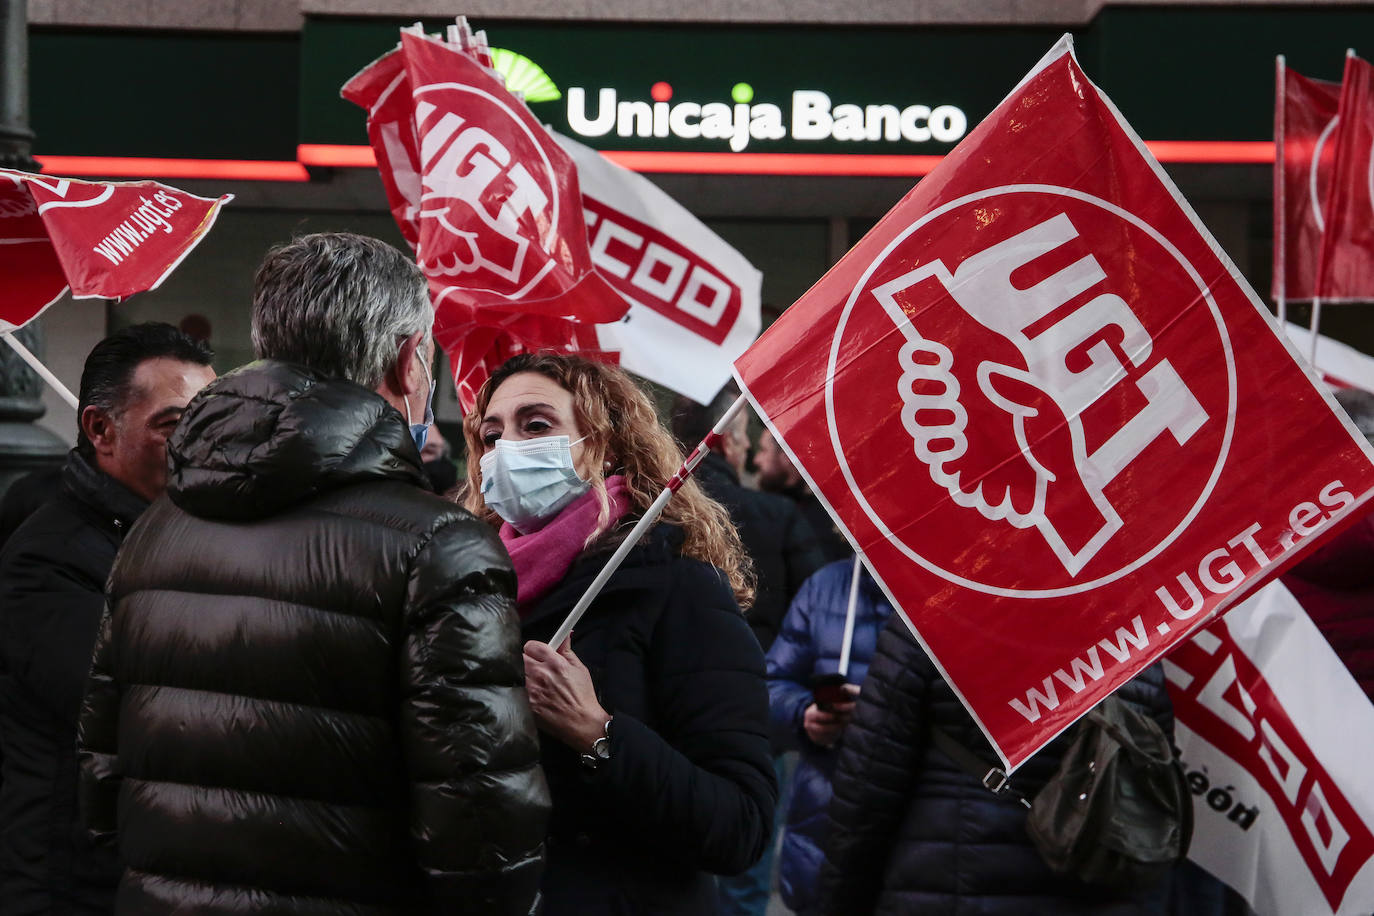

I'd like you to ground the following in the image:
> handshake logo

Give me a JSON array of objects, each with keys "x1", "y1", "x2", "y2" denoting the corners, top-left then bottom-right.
[
  {"x1": 873, "y1": 212, "x2": 1209, "y2": 577},
  {"x1": 413, "y1": 89, "x2": 556, "y2": 293}
]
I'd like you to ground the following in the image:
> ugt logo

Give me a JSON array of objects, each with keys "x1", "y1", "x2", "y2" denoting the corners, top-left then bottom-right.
[
  {"x1": 828, "y1": 186, "x2": 1234, "y2": 596},
  {"x1": 412, "y1": 84, "x2": 563, "y2": 296}
]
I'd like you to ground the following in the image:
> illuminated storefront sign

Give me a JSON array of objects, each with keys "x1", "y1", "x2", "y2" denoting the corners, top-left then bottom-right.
[{"x1": 564, "y1": 83, "x2": 967, "y2": 151}]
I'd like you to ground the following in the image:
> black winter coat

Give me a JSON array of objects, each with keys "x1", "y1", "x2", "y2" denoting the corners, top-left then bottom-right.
[
  {"x1": 520, "y1": 521, "x2": 777, "y2": 915},
  {"x1": 0, "y1": 451, "x2": 138, "y2": 914},
  {"x1": 694, "y1": 453, "x2": 824, "y2": 652},
  {"x1": 818, "y1": 615, "x2": 1175, "y2": 916},
  {"x1": 75, "y1": 361, "x2": 550, "y2": 916}
]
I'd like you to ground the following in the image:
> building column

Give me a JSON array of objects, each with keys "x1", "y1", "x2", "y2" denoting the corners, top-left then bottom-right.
[
  {"x1": 0, "y1": 0, "x2": 36, "y2": 171},
  {"x1": 0, "y1": 0, "x2": 65, "y2": 504}
]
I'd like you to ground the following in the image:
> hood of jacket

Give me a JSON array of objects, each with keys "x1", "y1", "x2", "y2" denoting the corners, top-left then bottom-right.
[{"x1": 167, "y1": 360, "x2": 427, "y2": 521}]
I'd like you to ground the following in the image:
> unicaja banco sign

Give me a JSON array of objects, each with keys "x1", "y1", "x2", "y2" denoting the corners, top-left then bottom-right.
[{"x1": 563, "y1": 83, "x2": 968, "y2": 152}]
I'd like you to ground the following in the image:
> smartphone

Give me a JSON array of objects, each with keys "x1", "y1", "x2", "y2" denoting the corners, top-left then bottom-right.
[{"x1": 811, "y1": 673, "x2": 852, "y2": 711}]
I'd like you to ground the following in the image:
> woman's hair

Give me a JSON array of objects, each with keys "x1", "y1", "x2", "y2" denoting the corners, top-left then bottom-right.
[{"x1": 461, "y1": 353, "x2": 755, "y2": 610}]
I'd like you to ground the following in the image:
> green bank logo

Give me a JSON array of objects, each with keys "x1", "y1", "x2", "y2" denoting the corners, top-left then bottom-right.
[{"x1": 490, "y1": 48, "x2": 561, "y2": 103}]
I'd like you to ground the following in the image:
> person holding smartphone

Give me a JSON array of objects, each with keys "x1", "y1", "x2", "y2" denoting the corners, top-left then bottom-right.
[{"x1": 765, "y1": 559, "x2": 894, "y2": 916}]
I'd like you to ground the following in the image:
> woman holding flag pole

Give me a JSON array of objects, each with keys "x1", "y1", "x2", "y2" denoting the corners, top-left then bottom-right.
[{"x1": 459, "y1": 353, "x2": 777, "y2": 915}]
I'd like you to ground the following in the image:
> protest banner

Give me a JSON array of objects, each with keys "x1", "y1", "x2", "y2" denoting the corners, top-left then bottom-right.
[
  {"x1": 733, "y1": 35, "x2": 1374, "y2": 770},
  {"x1": 1315, "y1": 51, "x2": 1374, "y2": 304},
  {"x1": 1166, "y1": 581, "x2": 1374, "y2": 915},
  {"x1": 344, "y1": 24, "x2": 625, "y2": 408},
  {"x1": 1283, "y1": 322, "x2": 1374, "y2": 392},
  {"x1": 555, "y1": 133, "x2": 762, "y2": 404},
  {"x1": 0, "y1": 169, "x2": 230, "y2": 333},
  {"x1": 341, "y1": 47, "x2": 422, "y2": 248},
  {"x1": 1273, "y1": 59, "x2": 1343, "y2": 312}
]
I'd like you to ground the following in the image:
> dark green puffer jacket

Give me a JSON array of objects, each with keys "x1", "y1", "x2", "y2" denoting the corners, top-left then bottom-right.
[{"x1": 76, "y1": 360, "x2": 549, "y2": 915}]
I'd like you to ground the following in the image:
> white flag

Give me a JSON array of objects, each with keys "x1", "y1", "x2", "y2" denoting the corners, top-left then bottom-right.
[
  {"x1": 1164, "y1": 581, "x2": 1374, "y2": 916},
  {"x1": 554, "y1": 133, "x2": 761, "y2": 404}
]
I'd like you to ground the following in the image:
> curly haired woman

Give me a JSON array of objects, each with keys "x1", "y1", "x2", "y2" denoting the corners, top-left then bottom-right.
[{"x1": 461, "y1": 353, "x2": 776, "y2": 916}]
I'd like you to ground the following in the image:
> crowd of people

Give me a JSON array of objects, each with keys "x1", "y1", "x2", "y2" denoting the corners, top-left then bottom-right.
[{"x1": 2, "y1": 230, "x2": 1362, "y2": 915}]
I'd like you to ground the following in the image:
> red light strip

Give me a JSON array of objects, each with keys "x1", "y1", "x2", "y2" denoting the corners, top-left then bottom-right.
[
  {"x1": 297, "y1": 144, "x2": 378, "y2": 168},
  {"x1": 298, "y1": 141, "x2": 1275, "y2": 175},
  {"x1": 32, "y1": 141, "x2": 1276, "y2": 184},
  {"x1": 33, "y1": 155, "x2": 310, "y2": 182},
  {"x1": 1145, "y1": 141, "x2": 1275, "y2": 164}
]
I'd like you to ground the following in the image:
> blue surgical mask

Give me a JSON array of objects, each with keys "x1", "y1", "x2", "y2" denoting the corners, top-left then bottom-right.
[
  {"x1": 404, "y1": 356, "x2": 436, "y2": 453},
  {"x1": 479, "y1": 435, "x2": 590, "y2": 533}
]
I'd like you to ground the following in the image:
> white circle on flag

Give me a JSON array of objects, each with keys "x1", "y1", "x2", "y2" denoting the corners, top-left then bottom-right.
[{"x1": 825, "y1": 184, "x2": 1237, "y2": 598}]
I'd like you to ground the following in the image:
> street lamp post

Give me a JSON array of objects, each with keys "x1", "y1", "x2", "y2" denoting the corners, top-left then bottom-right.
[
  {"x1": 0, "y1": 0, "x2": 65, "y2": 511},
  {"x1": 0, "y1": 0, "x2": 36, "y2": 171}
]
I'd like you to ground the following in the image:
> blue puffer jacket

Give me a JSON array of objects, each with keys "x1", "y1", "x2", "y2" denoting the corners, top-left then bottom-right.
[{"x1": 765, "y1": 559, "x2": 894, "y2": 915}]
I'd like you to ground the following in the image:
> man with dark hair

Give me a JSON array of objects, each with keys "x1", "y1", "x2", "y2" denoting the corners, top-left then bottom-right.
[
  {"x1": 755, "y1": 429, "x2": 852, "y2": 564},
  {"x1": 671, "y1": 388, "x2": 824, "y2": 653},
  {"x1": 76, "y1": 233, "x2": 549, "y2": 916},
  {"x1": 0, "y1": 322, "x2": 215, "y2": 914}
]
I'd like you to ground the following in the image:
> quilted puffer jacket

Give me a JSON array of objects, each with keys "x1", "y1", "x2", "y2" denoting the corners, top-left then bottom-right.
[
  {"x1": 765, "y1": 559, "x2": 894, "y2": 914},
  {"x1": 817, "y1": 615, "x2": 1175, "y2": 916},
  {"x1": 76, "y1": 360, "x2": 549, "y2": 915}
]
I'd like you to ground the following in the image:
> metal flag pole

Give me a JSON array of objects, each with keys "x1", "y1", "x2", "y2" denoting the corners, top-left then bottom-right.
[
  {"x1": 1275, "y1": 55, "x2": 1288, "y2": 328},
  {"x1": 1309, "y1": 297, "x2": 1323, "y2": 365},
  {"x1": 836, "y1": 554, "x2": 863, "y2": 680},
  {"x1": 1, "y1": 331, "x2": 77, "y2": 409},
  {"x1": 548, "y1": 393, "x2": 748, "y2": 648}
]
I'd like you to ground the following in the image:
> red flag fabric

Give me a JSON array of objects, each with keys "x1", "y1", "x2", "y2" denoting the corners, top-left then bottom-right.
[
  {"x1": 342, "y1": 26, "x2": 625, "y2": 408},
  {"x1": 0, "y1": 170, "x2": 229, "y2": 332},
  {"x1": 1316, "y1": 52, "x2": 1374, "y2": 302},
  {"x1": 733, "y1": 36, "x2": 1374, "y2": 770},
  {"x1": 1273, "y1": 61, "x2": 1342, "y2": 303},
  {"x1": 341, "y1": 48, "x2": 422, "y2": 249}
]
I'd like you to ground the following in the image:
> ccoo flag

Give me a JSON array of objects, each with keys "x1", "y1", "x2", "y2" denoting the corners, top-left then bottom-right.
[{"x1": 732, "y1": 35, "x2": 1374, "y2": 770}]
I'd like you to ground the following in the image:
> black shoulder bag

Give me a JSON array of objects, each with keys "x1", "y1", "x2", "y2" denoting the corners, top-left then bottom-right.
[{"x1": 930, "y1": 696, "x2": 1193, "y2": 890}]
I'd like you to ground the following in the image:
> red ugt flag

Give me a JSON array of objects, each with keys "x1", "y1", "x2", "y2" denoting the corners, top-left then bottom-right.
[
  {"x1": 1273, "y1": 60, "x2": 1342, "y2": 303},
  {"x1": 734, "y1": 36, "x2": 1374, "y2": 770},
  {"x1": 1, "y1": 170, "x2": 229, "y2": 332},
  {"x1": 397, "y1": 30, "x2": 623, "y2": 324},
  {"x1": 343, "y1": 27, "x2": 625, "y2": 407},
  {"x1": 1316, "y1": 51, "x2": 1374, "y2": 302}
]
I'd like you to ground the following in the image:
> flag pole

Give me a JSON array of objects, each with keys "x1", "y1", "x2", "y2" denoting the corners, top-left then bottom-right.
[
  {"x1": 1, "y1": 332, "x2": 78, "y2": 410},
  {"x1": 1275, "y1": 55, "x2": 1288, "y2": 327},
  {"x1": 1309, "y1": 297, "x2": 1323, "y2": 365},
  {"x1": 548, "y1": 393, "x2": 748, "y2": 648},
  {"x1": 836, "y1": 554, "x2": 863, "y2": 679}
]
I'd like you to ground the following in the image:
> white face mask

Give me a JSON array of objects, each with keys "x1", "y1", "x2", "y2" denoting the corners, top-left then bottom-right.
[{"x1": 479, "y1": 435, "x2": 590, "y2": 533}]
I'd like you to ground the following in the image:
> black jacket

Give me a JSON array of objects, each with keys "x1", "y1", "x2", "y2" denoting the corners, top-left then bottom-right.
[
  {"x1": 521, "y1": 521, "x2": 777, "y2": 915},
  {"x1": 0, "y1": 451, "x2": 140, "y2": 914},
  {"x1": 694, "y1": 453, "x2": 824, "y2": 652},
  {"x1": 818, "y1": 615, "x2": 1175, "y2": 916},
  {"x1": 75, "y1": 361, "x2": 550, "y2": 916},
  {"x1": 776, "y1": 482, "x2": 852, "y2": 566}
]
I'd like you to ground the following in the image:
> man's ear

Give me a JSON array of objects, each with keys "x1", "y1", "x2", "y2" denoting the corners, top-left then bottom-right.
[
  {"x1": 386, "y1": 331, "x2": 426, "y2": 399},
  {"x1": 81, "y1": 405, "x2": 116, "y2": 457}
]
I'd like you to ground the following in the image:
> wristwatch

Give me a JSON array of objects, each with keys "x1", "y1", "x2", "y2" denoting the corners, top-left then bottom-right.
[{"x1": 580, "y1": 718, "x2": 613, "y2": 769}]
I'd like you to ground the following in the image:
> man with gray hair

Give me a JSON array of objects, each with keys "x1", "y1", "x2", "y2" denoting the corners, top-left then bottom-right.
[{"x1": 77, "y1": 233, "x2": 549, "y2": 915}]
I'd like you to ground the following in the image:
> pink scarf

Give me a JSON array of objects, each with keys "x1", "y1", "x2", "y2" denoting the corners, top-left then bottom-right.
[{"x1": 500, "y1": 475, "x2": 633, "y2": 615}]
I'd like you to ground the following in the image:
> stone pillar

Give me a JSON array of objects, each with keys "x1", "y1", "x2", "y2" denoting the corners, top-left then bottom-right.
[
  {"x1": 0, "y1": 0, "x2": 62, "y2": 503},
  {"x1": 0, "y1": 323, "x2": 69, "y2": 500},
  {"x1": 0, "y1": 0, "x2": 35, "y2": 171}
]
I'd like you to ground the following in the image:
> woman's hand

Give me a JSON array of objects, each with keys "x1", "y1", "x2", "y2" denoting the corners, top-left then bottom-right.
[{"x1": 523, "y1": 638, "x2": 611, "y2": 753}]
